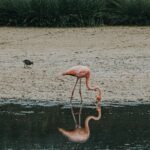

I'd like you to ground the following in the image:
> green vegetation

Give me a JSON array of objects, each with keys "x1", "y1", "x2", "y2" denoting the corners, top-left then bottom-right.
[{"x1": 0, "y1": 0, "x2": 150, "y2": 26}]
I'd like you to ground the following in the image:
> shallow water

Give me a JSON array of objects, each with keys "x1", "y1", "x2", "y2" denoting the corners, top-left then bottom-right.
[{"x1": 0, "y1": 104, "x2": 150, "y2": 150}]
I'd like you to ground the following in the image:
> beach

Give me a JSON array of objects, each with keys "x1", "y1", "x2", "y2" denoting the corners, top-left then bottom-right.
[{"x1": 0, "y1": 27, "x2": 150, "y2": 105}]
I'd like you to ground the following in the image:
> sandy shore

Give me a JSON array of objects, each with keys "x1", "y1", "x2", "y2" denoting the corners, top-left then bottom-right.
[{"x1": 0, "y1": 27, "x2": 150, "y2": 105}]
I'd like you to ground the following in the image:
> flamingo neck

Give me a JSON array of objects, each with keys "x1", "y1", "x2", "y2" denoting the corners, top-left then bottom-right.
[
  {"x1": 86, "y1": 74, "x2": 102, "y2": 101},
  {"x1": 84, "y1": 108, "x2": 101, "y2": 133}
]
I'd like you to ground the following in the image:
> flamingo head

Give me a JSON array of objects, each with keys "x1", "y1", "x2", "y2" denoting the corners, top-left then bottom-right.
[{"x1": 96, "y1": 95, "x2": 101, "y2": 102}]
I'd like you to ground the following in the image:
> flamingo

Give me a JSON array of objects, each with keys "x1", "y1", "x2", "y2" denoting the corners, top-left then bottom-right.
[
  {"x1": 58, "y1": 103, "x2": 101, "y2": 143},
  {"x1": 62, "y1": 65, "x2": 102, "y2": 103}
]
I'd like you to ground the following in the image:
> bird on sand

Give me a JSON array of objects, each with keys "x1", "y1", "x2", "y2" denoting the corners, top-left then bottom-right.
[
  {"x1": 23, "y1": 59, "x2": 33, "y2": 68},
  {"x1": 62, "y1": 65, "x2": 102, "y2": 103}
]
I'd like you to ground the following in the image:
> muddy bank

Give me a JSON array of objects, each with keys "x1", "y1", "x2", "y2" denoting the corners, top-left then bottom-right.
[{"x1": 0, "y1": 27, "x2": 150, "y2": 105}]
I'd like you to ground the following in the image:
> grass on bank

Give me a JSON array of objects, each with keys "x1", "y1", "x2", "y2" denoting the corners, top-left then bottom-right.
[{"x1": 0, "y1": 0, "x2": 150, "y2": 27}]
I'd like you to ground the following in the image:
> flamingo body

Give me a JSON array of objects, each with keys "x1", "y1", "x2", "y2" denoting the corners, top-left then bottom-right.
[
  {"x1": 62, "y1": 65, "x2": 90, "y2": 78},
  {"x1": 58, "y1": 128, "x2": 89, "y2": 143},
  {"x1": 62, "y1": 65, "x2": 102, "y2": 102}
]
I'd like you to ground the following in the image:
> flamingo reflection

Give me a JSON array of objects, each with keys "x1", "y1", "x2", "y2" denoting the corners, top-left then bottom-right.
[{"x1": 58, "y1": 103, "x2": 101, "y2": 143}]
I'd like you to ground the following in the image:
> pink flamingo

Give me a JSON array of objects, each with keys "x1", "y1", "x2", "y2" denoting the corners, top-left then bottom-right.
[
  {"x1": 62, "y1": 65, "x2": 102, "y2": 103},
  {"x1": 58, "y1": 104, "x2": 101, "y2": 143}
]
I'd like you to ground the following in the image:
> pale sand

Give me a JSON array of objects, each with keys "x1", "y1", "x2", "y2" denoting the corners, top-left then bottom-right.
[{"x1": 0, "y1": 27, "x2": 150, "y2": 105}]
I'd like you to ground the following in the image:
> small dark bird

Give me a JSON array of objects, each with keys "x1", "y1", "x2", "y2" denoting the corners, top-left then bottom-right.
[{"x1": 23, "y1": 59, "x2": 33, "y2": 68}]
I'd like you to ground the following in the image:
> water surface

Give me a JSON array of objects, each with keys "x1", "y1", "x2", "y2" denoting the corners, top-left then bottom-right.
[{"x1": 0, "y1": 104, "x2": 150, "y2": 150}]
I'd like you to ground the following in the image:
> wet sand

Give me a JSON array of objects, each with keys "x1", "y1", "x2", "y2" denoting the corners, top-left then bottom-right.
[{"x1": 0, "y1": 27, "x2": 150, "y2": 105}]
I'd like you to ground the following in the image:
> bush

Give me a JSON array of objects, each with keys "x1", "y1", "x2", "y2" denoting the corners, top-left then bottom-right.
[
  {"x1": 0, "y1": 0, "x2": 150, "y2": 26},
  {"x1": 106, "y1": 0, "x2": 150, "y2": 25}
]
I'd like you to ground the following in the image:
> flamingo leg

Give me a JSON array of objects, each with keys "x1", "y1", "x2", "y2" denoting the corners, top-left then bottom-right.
[
  {"x1": 71, "y1": 105, "x2": 78, "y2": 128},
  {"x1": 70, "y1": 78, "x2": 79, "y2": 103},
  {"x1": 78, "y1": 104, "x2": 83, "y2": 128},
  {"x1": 79, "y1": 79, "x2": 83, "y2": 103}
]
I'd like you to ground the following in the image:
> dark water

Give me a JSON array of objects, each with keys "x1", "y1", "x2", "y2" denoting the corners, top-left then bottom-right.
[{"x1": 0, "y1": 104, "x2": 150, "y2": 150}]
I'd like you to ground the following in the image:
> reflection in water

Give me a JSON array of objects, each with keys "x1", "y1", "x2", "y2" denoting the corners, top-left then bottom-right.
[
  {"x1": 0, "y1": 104, "x2": 150, "y2": 149},
  {"x1": 58, "y1": 103, "x2": 101, "y2": 143}
]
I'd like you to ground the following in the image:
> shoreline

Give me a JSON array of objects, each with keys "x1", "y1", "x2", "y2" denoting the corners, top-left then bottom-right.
[{"x1": 1, "y1": 98, "x2": 150, "y2": 107}]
